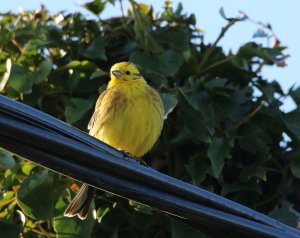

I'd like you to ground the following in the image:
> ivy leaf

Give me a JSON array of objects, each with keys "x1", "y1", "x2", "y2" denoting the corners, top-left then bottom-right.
[
  {"x1": 152, "y1": 29, "x2": 190, "y2": 52},
  {"x1": 284, "y1": 108, "x2": 300, "y2": 140},
  {"x1": 157, "y1": 49, "x2": 184, "y2": 77},
  {"x1": 130, "y1": 49, "x2": 184, "y2": 77},
  {"x1": 8, "y1": 64, "x2": 33, "y2": 94},
  {"x1": 65, "y1": 97, "x2": 94, "y2": 124},
  {"x1": 185, "y1": 154, "x2": 209, "y2": 186},
  {"x1": 59, "y1": 60, "x2": 98, "y2": 71},
  {"x1": 82, "y1": 0, "x2": 106, "y2": 16},
  {"x1": 130, "y1": 51, "x2": 160, "y2": 74},
  {"x1": 82, "y1": 36, "x2": 107, "y2": 60},
  {"x1": 207, "y1": 137, "x2": 233, "y2": 177},
  {"x1": 17, "y1": 171, "x2": 55, "y2": 220},
  {"x1": 129, "y1": 200, "x2": 153, "y2": 215},
  {"x1": 0, "y1": 150, "x2": 15, "y2": 169},
  {"x1": 289, "y1": 86, "x2": 300, "y2": 105},
  {"x1": 171, "y1": 219, "x2": 205, "y2": 238},
  {"x1": 160, "y1": 92, "x2": 178, "y2": 120},
  {"x1": 106, "y1": 0, "x2": 116, "y2": 5},
  {"x1": 96, "y1": 206, "x2": 110, "y2": 222},
  {"x1": 90, "y1": 70, "x2": 108, "y2": 79},
  {"x1": 268, "y1": 201, "x2": 298, "y2": 227},
  {"x1": 54, "y1": 210, "x2": 95, "y2": 238},
  {"x1": 238, "y1": 42, "x2": 285, "y2": 65},
  {"x1": 33, "y1": 58, "x2": 53, "y2": 84}
]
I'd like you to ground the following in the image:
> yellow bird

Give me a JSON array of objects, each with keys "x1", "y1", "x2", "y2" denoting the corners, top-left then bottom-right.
[{"x1": 64, "y1": 62, "x2": 164, "y2": 219}]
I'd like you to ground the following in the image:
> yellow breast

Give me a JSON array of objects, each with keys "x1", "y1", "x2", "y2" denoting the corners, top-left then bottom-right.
[{"x1": 89, "y1": 82, "x2": 164, "y2": 157}]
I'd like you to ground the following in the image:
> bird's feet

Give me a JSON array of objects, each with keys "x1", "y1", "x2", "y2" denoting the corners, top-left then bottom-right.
[{"x1": 120, "y1": 150, "x2": 148, "y2": 167}]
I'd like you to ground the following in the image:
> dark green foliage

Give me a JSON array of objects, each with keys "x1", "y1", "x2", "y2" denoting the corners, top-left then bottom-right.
[{"x1": 0, "y1": 1, "x2": 299, "y2": 237}]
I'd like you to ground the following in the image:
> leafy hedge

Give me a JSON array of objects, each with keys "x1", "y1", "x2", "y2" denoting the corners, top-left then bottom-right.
[{"x1": 0, "y1": 1, "x2": 299, "y2": 237}]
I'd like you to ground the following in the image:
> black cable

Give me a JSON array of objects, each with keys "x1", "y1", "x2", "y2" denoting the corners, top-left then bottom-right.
[{"x1": 0, "y1": 95, "x2": 299, "y2": 237}]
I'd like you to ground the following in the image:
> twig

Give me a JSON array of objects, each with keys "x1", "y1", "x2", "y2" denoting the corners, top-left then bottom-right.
[
  {"x1": 254, "y1": 61, "x2": 265, "y2": 74},
  {"x1": 198, "y1": 20, "x2": 236, "y2": 72},
  {"x1": 228, "y1": 101, "x2": 268, "y2": 132},
  {"x1": 199, "y1": 55, "x2": 235, "y2": 75},
  {"x1": 119, "y1": 0, "x2": 124, "y2": 18}
]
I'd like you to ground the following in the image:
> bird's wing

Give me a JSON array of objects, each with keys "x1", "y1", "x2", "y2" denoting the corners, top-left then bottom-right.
[
  {"x1": 87, "y1": 90, "x2": 108, "y2": 131},
  {"x1": 148, "y1": 86, "x2": 165, "y2": 122}
]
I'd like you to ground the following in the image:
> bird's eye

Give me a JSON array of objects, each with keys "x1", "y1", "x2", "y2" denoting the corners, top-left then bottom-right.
[{"x1": 125, "y1": 71, "x2": 130, "y2": 75}]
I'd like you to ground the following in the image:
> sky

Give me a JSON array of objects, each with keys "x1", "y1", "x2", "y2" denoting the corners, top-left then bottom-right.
[{"x1": 1, "y1": 0, "x2": 299, "y2": 111}]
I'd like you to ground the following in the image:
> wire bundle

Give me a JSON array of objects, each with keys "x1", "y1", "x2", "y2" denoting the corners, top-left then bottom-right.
[{"x1": 0, "y1": 94, "x2": 299, "y2": 238}]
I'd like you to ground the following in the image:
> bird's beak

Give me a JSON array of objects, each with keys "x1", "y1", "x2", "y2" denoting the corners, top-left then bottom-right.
[{"x1": 111, "y1": 70, "x2": 122, "y2": 77}]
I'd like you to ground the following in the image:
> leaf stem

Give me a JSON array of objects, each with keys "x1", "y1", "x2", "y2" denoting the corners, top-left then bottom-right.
[{"x1": 24, "y1": 225, "x2": 56, "y2": 238}]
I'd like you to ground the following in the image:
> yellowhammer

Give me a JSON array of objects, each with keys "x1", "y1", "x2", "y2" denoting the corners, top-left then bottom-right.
[{"x1": 64, "y1": 62, "x2": 164, "y2": 219}]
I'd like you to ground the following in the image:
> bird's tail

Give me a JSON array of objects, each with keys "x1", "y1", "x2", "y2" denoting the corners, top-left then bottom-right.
[{"x1": 64, "y1": 184, "x2": 96, "y2": 220}]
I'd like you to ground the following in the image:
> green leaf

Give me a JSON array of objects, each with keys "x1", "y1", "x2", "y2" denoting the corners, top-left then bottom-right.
[
  {"x1": 238, "y1": 135, "x2": 267, "y2": 154},
  {"x1": 171, "y1": 219, "x2": 204, "y2": 238},
  {"x1": 160, "y1": 93, "x2": 178, "y2": 120},
  {"x1": 178, "y1": 88, "x2": 213, "y2": 143},
  {"x1": 21, "y1": 162, "x2": 37, "y2": 176},
  {"x1": 152, "y1": 29, "x2": 190, "y2": 52},
  {"x1": 65, "y1": 97, "x2": 94, "y2": 124},
  {"x1": 157, "y1": 49, "x2": 184, "y2": 77},
  {"x1": 129, "y1": 200, "x2": 153, "y2": 215},
  {"x1": 66, "y1": 70, "x2": 81, "y2": 91},
  {"x1": 130, "y1": 51, "x2": 160, "y2": 74},
  {"x1": 207, "y1": 137, "x2": 233, "y2": 177},
  {"x1": 0, "y1": 221, "x2": 22, "y2": 238},
  {"x1": 197, "y1": 92, "x2": 238, "y2": 127},
  {"x1": 96, "y1": 206, "x2": 110, "y2": 222},
  {"x1": 82, "y1": 36, "x2": 107, "y2": 60},
  {"x1": 90, "y1": 70, "x2": 108, "y2": 79},
  {"x1": 33, "y1": 58, "x2": 53, "y2": 84},
  {"x1": 178, "y1": 87, "x2": 199, "y2": 111},
  {"x1": 59, "y1": 60, "x2": 98, "y2": 71},
  {"x1": 185, "y1": 154, "x2": 209, "y2": 186},
  {"x1": 130, "y1": 49, "x2": 184, "y2": 77},
  {"x1": 8, "y1": 64, "x2": 33, "y2": 94},
  {"x1": 0, "y1": 191, "x2": 14, "y2": 207},
  {"x1": 82, "y1": 0, "x2": 106, "y2": 16},
  {"x1": 257, "y1": 82, "x2": 275, "y2": 103},
  {"x1": 106, "y1": 0, "x2": 116, "y2": 5},
  {"x1": 291, "y1": 159, "x2": 300, "y2": 178},
  {"x1": 284, "y1": 108, "x2": 300, "y2": 140},
  {"x1": 289, "y1": 86, "x2": 300, "y2": 105},
  {"x1": 3, "y1": 164, "x2": 19, "y2": 188},
  {"x1": 238, "y1": 42, "x2": 285, "y2": 65},
  {"x1": 17, "y1": 171, "x2": 55, "y2": 220},
  {"x1": 0, "y1": 150, "x2": 15, "y2": 169},
  {"x1": 54, "y1": 211, "x2": 95, "y2": 238},
  {"x1": 268, "y1": 201, "x2": 298, "y2": 227}
]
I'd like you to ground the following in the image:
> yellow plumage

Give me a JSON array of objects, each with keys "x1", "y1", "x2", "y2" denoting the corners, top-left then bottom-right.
[
  {"x1": 89, "y1": 62, "x2": 164, "y2": 157},
  {"x1": 64, "y1": 62, "x2": 164, "y2": 219}
]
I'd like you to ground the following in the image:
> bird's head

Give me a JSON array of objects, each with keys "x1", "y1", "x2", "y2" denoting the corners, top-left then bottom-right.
[{"x1": 108, "y1": 62, "x2": 146, "y2": 88}]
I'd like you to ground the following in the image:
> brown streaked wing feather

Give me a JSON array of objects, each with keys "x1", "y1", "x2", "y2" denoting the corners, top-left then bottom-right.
[
  {"x1": 88, "y1": 90, "x2": 108, "y2": 131},
  {"x1": 148, "y1": 86, "x2": 164, "y2": 120}
]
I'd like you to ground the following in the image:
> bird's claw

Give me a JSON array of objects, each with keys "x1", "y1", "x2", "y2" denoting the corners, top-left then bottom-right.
[{"x1": 121, "y1": 150, "x2": 148, "y2": 167}]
